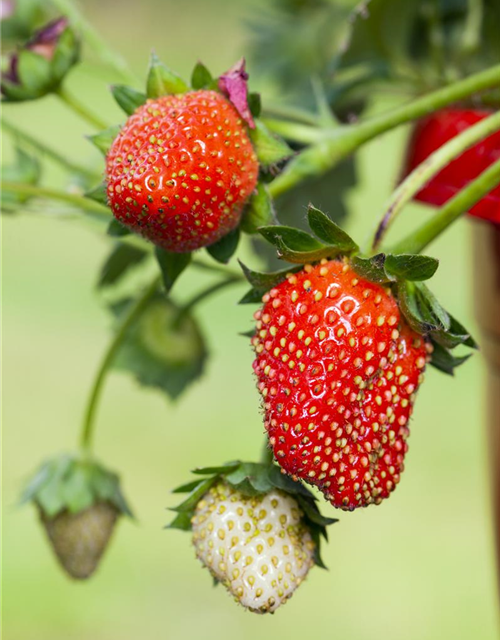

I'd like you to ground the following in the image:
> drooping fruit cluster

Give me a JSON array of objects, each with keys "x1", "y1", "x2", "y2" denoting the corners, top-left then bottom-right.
[
  {"x1": 192, "y1": 481, "x2": 315, "y2": 613},
  {"x1": 252, "y1": 259, "x2": 429, "y2": 511},
  {"x1": 404, "y1": 107, "x2": 500, "y2": 223},
  {"x1": 105, "y1": 90, "x2": 259, "y2": 252}
]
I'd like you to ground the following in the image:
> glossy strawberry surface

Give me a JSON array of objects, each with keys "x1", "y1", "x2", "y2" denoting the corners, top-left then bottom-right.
[
  {"x1": 404, "y1": 108, "x2": 500, "y2": 223},
  {"x1": 252, "y1": 260, "x2": 428, "y2": 511},
  {"x1": 106, "y1": 90, "x2": 259, "y2": 252}
]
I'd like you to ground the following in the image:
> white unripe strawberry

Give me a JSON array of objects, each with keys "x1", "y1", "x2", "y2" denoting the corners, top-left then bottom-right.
[{"x1": 191, "y1": 481, "x2": 315, "y2": 613}]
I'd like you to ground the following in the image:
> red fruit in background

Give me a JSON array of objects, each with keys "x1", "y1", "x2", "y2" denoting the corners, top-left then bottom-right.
[
  {"x1": 252, "y1": 260, "x2": 428, "y2": 511},
  {"x1": 403, "y1": 107, "x2": 500, "y2": 224},
  {"x1": 106, "y1": 90, "x2": 259, "y2": 252}
]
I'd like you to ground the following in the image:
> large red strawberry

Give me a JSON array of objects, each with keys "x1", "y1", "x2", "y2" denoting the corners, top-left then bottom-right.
[
  {"x1": 105, "y1": 90, "x2": 259, "y2": 252},
  {"x1": 252, "y1": 259, "x2": 429, "y2": 511},
  {"x1": 403, "y1": 107, "x2": 500, "y2": 223}
]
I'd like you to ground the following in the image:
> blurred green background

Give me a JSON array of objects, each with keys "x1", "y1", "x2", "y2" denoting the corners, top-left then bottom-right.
[{"x1": 2, "y1": 0, "x2": 499, "y2": 638}]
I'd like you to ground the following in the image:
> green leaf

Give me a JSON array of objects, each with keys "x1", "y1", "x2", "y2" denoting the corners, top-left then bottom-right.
[
  {"x1": 414, "y1": 283, "x2": 450, "y2": 331},
  {"x1": 97, "y1": 244, "x2": 148, "y2": 289},
  {"x1": 85, "y1": 182, "x2": 108, "y2": 206},
  {"x1": 248, "y1": 92, "x2": 262, "y2": 118},
  {"x1": 266, "y1": 465, "x2": 315, "y2": 499},
  {"x1": 172, "y1": 479, "x2": 206, "y2": 494},
  {"x1": 249, "y1": 120, "x2": 292, "y2": 167},
  {"x1": 190, "y1": 62, "x2": 213, "y2": 90},
  {"x1": 167, "y1": 511, "x2": 193, "y2": 531},
  {"x1": 206, "y1": 227, "x2": 240, "y2": 264},
  {"x1": 155, "y1": 247, "x2": 191, "y2": 293},
  {"x1": 191, "y1": 463, "x2": 240, "y2": 476},
  {"x1": 225, "y1": 463, "x2": 274, "y2": 495},
  {"x1": 88, "y1": 125, "x2": 121, "y2": 156},
  {"x1": 17, "y1": 49, "x2": 51, "y2": 93},
  {"x1": 259, "y1": 225, "x2": 324, "y2": 252},
  {"x1": 397, "y1": 281, "x2": 438, "y2": 334},
  {"x1": 429, "y1": 340, "x2": 472, "y2": 375},
  {"x1": 107, "y1": 219, "x2": 130, "y2": 237},
  {"x1": 307, "y1": 204, "x2": 358, "y2": 252},
  {"x1": 240, "y1": 182, "x2": 276, "y2": 234},
  {"x1": 62, "y1": 465, "x2": 94, "y2": 514},
  {"x1": 111, "y1": 84, "x2": 147, "y2": 115},
  {"x1": 239, "y1": 288, "x2": 266, "y2": 304},
  {"x1": 1, "y1": 147, "x2": 40, "y2": 207},
  {"x1": 50, "y1": 26, "x2": 80, "y2": 83},
  {"x1": 112, "y1": 295, "x2": 207, "y2": 400},
  {"x1": 146, "y1": 52, "x2": 189, "y2": 98},
  {"x1": 296, "y1": 495, "x2": 338, "y2": 528},
  {"x1": 170, "y1": 478, "x2": 216, "y2": 513},
  {"x1": 351, "y1": 254, "x2": 390, "y2": 283},
  {"x1": 385, "y1": 254, "x2": 439, "y2": 281},
  {"x1": 239, "y1": 260, "x2": 298, "y2": 290}
]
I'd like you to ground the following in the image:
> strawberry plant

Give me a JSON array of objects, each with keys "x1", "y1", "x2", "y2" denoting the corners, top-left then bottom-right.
[{"x1": 3, "y1": 0, "x2": 500, "y2": 618}]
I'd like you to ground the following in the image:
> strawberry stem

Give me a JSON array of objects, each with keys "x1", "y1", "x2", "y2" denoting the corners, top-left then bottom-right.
[
  {"x1": 386, "y1": 157, "x2": 500, "y2": 255},
  {"x1": 173, "y1": 275, "x2": 243, "y2": 328},
  {"x1": 56, "y1": 86, "x2": 109, "y2": 131},
  {"x1": 267, "y1": 63, "x2": 500, "y2": 198},
  {"x1": 2, "y1": 118, "x2": 100, "y2": 182},
  {"x1": 79, "y1": 275, "x2": 162, "y2": 455},
  {"x1": 369, "y1": 110, "x2": 500, "y2": 251}
]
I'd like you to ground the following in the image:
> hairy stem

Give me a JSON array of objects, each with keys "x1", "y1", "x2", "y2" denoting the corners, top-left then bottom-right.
[
  {"x1": 370, "y1": 110, "x2": 500, "y2": 251},
  {"x1": 56, "y1": 86, "x2": 108, "y2": 130},
  {"x1": 79, "y1": 275, "x2": 161, "y2": 454},
  {"x1": 268, "y1": 63, "x2": 500, "y2": 198},
  {"x1": 2, "y1": 118, "x2": 99, "y2": 181},
  {"x1": 386, "y1": 157, "x2": 500, "y2": 255}
]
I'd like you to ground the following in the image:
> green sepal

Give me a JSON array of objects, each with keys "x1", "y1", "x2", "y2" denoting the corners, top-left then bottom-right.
[
  {"x1": 414, "y1": 283, "x2": 450, "y2": 331},
  {"x1": 351, "y1": 254, "x2": 390, "y2": 283},
  {"x1": 20, "y1": 454, "x2": 133, "y2": 519},
  {"x1": 155, "y1": 247, "x2": 191, "y2": 293},
  {"x1": 16, "y1": 49, "x2": 51, "y2": 93},
  {"x1": 97, "y1": 243, "x2": 148, "y2": 289},
  {"x1": 384, "y1": 254, "x2": 439, "y2": 282},
  {"x1": 307, "y1": 204, "x2": 358, "y2": 253},
  {"x1": 249, "y1": 120, "x2": 292, "y2": 167},
  {"x1": 111, "y1": 84, "x2": 147, "y2": 115},
  {"x1": 107, "y1": 219, "x2": 131, "y2": 237},
  {"x1": 146, "y1": 52, "x2": 189, "y2": 98},
  {"x1": 429, "y1": 340, "x2": 472, "y2": 376},
  {"x1": 111, "y1": 293, "x2": 208, "y2": 401},
  {"x1": 206, "y1": 227, "x2": 240, "y2": 264},
  {"x1": 190, "y1": 61, "x2": 214, "y2": 90},
  {"x1": 238, "y1": 260, "x2": 301, "y2": 304},
  {"x1": 432, "y1": 313, "x2": 478, "y2": 350},
  {"x1": 85, "y1": 181, "x2": 107, "y2": 206},
  {"x1": 88, "y1": 125, "x2": 121, "y2": 156},
  {"x1": 240, "y1": 182, "x2": 276, "y2": 234},
  {"x1": 248, "y1": 92, "x2": 262, "y2": 118},
  {"x1": 397, "y1": 281, "x2": 439, "y2": 334},
  {"x1": 168, "y1": 461, "x2": 337, "y2": 568}
]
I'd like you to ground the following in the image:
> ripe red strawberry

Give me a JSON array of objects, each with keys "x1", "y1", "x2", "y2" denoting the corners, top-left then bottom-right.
[
  {"x1": 403, "y1": 107, "x2": 500, "y2": 223},
  {"x1": 252, "y1": 259, "x2": 429, "y2": 511},
  {"x1": 106, "y1": 90, "x2": 259, "y2": 252}
]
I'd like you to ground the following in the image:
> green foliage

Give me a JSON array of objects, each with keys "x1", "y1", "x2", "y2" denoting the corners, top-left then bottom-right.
[
  {"x1": 241, "y1": 182, "x2": 276, "y2": 234},
  {"x1": 21, "y1": 454, "x2": 132, "y2": 518},
  {"x1": 146, "y1": 52, "x2": 189, "y2": 98},
  {"x1": 206, "y1": 227, "x2": 240, "y2": 264},
  {"x1": 190, "y1": 61, "x2": 214, "y2": 90},
  {"x1": 97, "y1": 244, "x2": 148, "y2": 289},
  {"x1": 111, "y1": 294, "x2": 208, "y2": 400},
  {"x1": 249, "y1": 120, "x2": 292, "y2": 168},
  {"x1": 1, "y1": 147, "x2": 40, "y2": 210},
  {"x1": 88, "y1": 125, "x2": 121, "y2": 155},
  {"x1": 111, "y1": 85, "x2": 147, "y2": 115},
  {"x1": 155, "y1": 248, "x2": 191, "y2": 293}
]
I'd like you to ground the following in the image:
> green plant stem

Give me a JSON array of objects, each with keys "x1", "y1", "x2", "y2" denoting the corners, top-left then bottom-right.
[
  {"x1": 56, "y1": 86, "x2": 108, "y2": 130},
  {"x1": 262, "y1": 102, "x2": 319, "y2": 126},
  {"x1": 386, "y1": 157, "x2": 500, "y2": 255},
  {"x1": 262, "y1": 118, "x2": 322, "y2": 145},
  {"x1": 267, "y1": 63, "x2": 500, "y2": 198},
  {"x1": 51, "y1": 0, "x2": 139, "y2": 85},
  {"x1": 370, "y1": 110, "x2": 500, "y2": 251},
  {"x1": 2, "y1": 118, "x2": 99, "y2": 181},
  {"x1": 79, "y1": 275, "x2": 161, "y2": 455},
  {"x1": 1, "y1": 181, "x2": 110, "y2": 217},
  {"x1": 174, "y1": 275, "x2": 243, "y2": 326}
]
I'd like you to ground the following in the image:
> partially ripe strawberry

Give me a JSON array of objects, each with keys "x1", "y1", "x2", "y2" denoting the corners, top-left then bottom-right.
[
  {"x1": 105, "y1": 90, "x2": 259, "y2": 252},
  {"x1": 191, "y1": 481, "x2": 315, "y2": 613},
  {"x1": 403, "y1": 107, "x2": 500, "y2": 223},
  {"x1": 252, "y1": 259, "x2": 428, "y2": 511}
]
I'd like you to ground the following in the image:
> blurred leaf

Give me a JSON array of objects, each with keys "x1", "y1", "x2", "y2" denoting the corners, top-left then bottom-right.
[
  {"x1": 206, "y1": 227, "x2": 240, "y2": 264},
  {"x1": 241, "y1": 182, "x2": 276, "y2": 234},
  {"x1": 85, "y1": 182, "x2": 107, "y2": 206},
  {"x1": 155, "y1": 247, "x2": 191, "y2": 292},
  {"x1": 248, "y1": 92, "x2": 262, "y2": 118},
  {"x1": 97, "y1": 244, "x2": 148, "y2": 289},
  {"x1": 146, "y1": 52, "x2": 188, "y2": 98},
  {"x1": 1, "y1": 147, "x2": 40, "y2": 208},
  {"x1": 88, "y1": 125, "x2": 121, "y2": 156},
  {"x1": 111, "y1": 85, "x2": 147, "y2": 115},
  {"x1": 107, "y1": 219, "x2": 130, "y2": 237},
  {"x1": 112, "y1": 295, "x2": 208, "y2": 400}
]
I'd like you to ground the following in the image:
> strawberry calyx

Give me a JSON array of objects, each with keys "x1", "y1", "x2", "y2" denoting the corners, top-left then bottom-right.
[
  {"x1": 168, "y1": 460, "x2": 337, "y2": 569},
  {"x1": 240, "y1": 203, "x2": 476, "y2": 375},
  {"x1": 20, "y1": 453, "x2": 133, "y2": 519}
]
